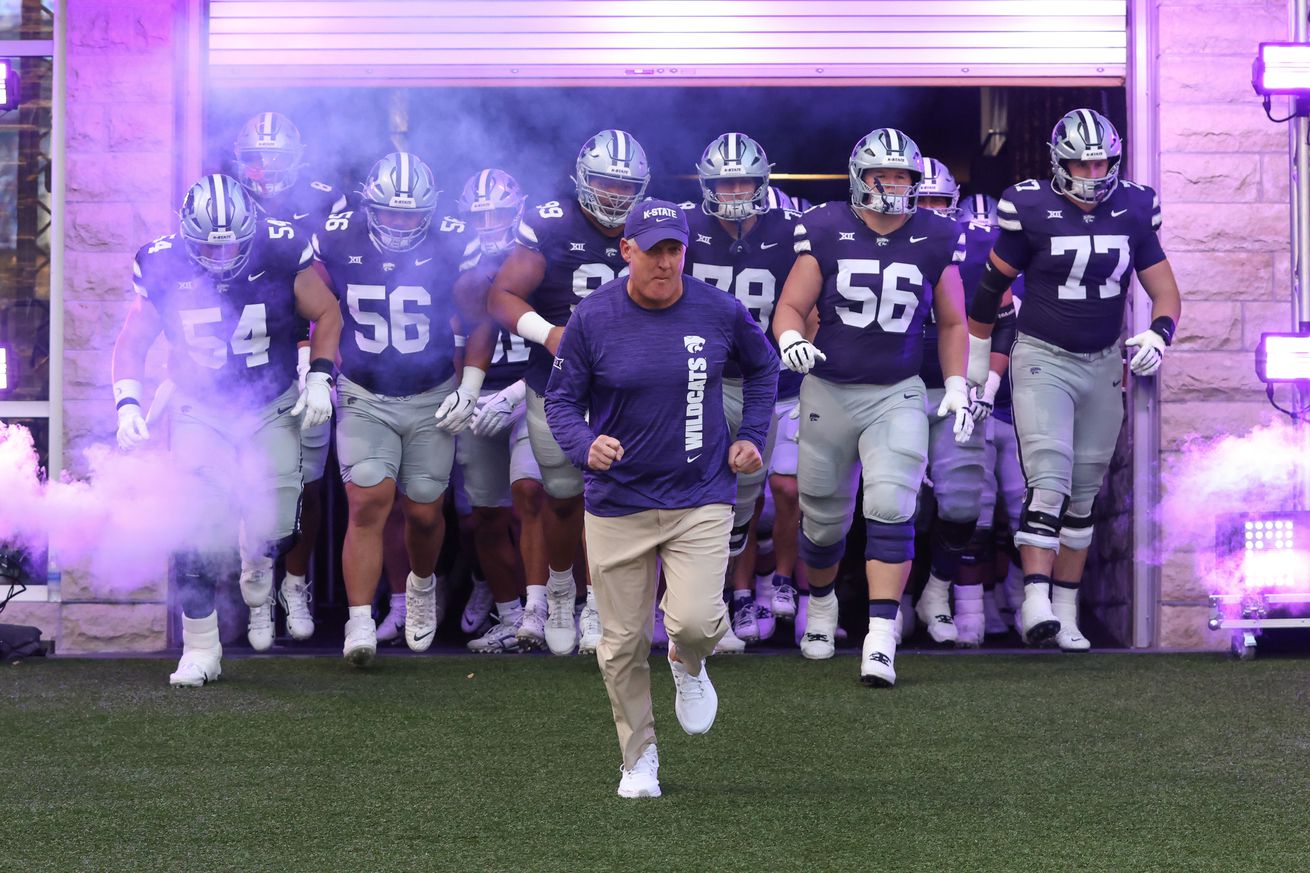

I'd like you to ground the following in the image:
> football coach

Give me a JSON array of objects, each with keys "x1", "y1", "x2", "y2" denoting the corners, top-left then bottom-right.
[{"x1": 545, "y1": 199, "x2": 778, "y2": 798}]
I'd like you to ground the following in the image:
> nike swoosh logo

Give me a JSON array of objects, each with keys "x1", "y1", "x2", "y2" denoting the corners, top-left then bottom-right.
[
  {"x1": 415, "y1": 257, "x2": 434, "y2": 266},
  {"x1": 247, "y1": 271, "x2": 266, "y2": 281},
  {"x1": 277, "y1": 405, "x2": 294, "y2": 415},
  {"x1": 1112, "y1": 209, "x2": 1128, "y2": 217},
  {"x1": 292, "y1": 212, "x2": 310, "y2": 220},
  {"x1": 687, "y1": 454, "x2": 701, "y2": 463},
  {"x1": 909, "y1": 236, "x2": 928, "y2": 243},
  {"x1": 760, "y1": 242, "x2": 778, "y2": 249},
  {"x1": 413, "y1": 630, "x2": 433, "y2": 642}
]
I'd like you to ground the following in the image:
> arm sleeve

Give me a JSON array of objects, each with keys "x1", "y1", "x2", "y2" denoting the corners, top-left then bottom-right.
[
  {"x1": 732, "y1": 301, "x2": 780, "y2": 451},
  {"x1": 544, "y1": 313, "x2": 596, "y2": 470}
]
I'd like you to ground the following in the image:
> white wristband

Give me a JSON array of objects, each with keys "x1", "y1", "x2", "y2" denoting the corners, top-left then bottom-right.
[
  {"x1": 982, "y1": 370, "x2": 1003, "y2": 401},
  {"x1": 967, "y1": 333, "x2": 992, "y2": 385},
  {"x1": 113, "y1": 378, "x2": 144, "y2": 407},
  {"x1": 516, "y1": 311, "x2": 555, "y2": 346},
  {"x1": 458, "y1": 366, "x2": 486, "y2": 395},
  {"x1": 944, "y1": 375, "x2": 968, "y2": 397},
  {"x1": 454, "y1": 334, "x2": 467, "y2": 349},
  {"x1": 297, "y1": 344, "x2": 311, "y2": 371}
]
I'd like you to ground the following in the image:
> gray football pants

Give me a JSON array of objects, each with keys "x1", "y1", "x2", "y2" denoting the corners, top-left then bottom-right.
[
  {"x1": 335, "y1": 375, "x2": 456, "y2": 504},
  {"x1": 526, "y1": 388, "x2": 585, "y2": 500},
  {"x1": 797, "y1": 374, "x2": 929, "y2": 547},
  {"x1": 722, "y1": 377, "x2": 782, "y2": 531},
  {"x1": 924, "y1": 387, "x2": 987, "y2": 524},
  {"x1": 981, "y1": 417, "x2": 1025, "y2": 534},
  {"x1": 1009, "y1": 333, "x2": 1124, "y2": 511}
]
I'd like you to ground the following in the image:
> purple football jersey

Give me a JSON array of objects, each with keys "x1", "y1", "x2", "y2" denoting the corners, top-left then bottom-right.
[
  {"x1": 313, "y1": 208, "x2": 479, "y2": 396},
  {"x1": 993, "y1": 178, "x2": 1165, "y2": 354},
  {"x1": 514, "y1": 196, "x2": 628, "y2": 394},
  {"x1": 460, "y1": 249, "x2": 529, "y2": 392},
  {"x1": 796, "y1": 202, "x2": 964, "y2": 386},
  {"x1": 683, "y1": 204, "x2": 801, "y2": 396},
  {"x1": 132, "y1": 220, "x2": 310, "y2": 406},
  {"x1": 251, "y1": 173, "x2": 348, "y2": 238}
]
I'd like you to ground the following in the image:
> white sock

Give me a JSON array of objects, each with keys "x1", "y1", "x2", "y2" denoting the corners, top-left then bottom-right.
[
  {"x1": 868, "y1": 616, "x2": 897, "y2": 637},
  {"x1": 1052, "y1": 584, "x2": 1079, "y2": 620},
  {"x1": 408, "y1": 571, "x2": 435, "y2": 590},
  {"x1": 348, "y1": 605, "x2": 372, "y2": 622},
  {"x1": 547, "y1": 566, "x2": 574, "y2": 590},
  {"x1": 923, "y1": 574, "x2": 951, "y2": 601},
  {"x1": 496, "y1": 599, "x2": 523, "y2": 623},
  {"x1": 525, "y1": 584, "x2": 548, "y2": 608},
  {"x1": 181, "y1": 611, "x2": 220, "y2": 650},
  {"x1": 283, "y1": 572, "x2": 307, "y2": 590}
]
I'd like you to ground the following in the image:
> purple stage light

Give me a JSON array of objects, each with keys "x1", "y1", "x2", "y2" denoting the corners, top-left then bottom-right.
[
  {"x1": 1253, "y1": 42, "x2": 1310, "y2": 95},
  {"x1": 0, "y1": 344, "x2": 12, "y2": 394},
  {"x1": 1216, "y1": 512, "x2": 1310, "y2": 593},
  {"x1": 0, "y1": 59, "x2": 15, "y2": 111},
  {"x1": 1256, "y1": 332, "x2": 1310, "y2": 383}
]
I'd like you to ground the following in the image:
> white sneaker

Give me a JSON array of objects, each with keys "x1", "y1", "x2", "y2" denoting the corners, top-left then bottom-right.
[
  {"x1": 860, "y1": 620, "x2": 897, "y2": 688},
  {"x1": 731, "y1": 599, "x2": 761, "y2": 642},
  {"x1": 714, "y1": 623, "x2": 746, "y2": 654},
  {"x1": 953, "y1": 583, "x2": 985, "y2": 648},
  {"x1": 1055, "y1": 622, "x2": 1091, "y2": 651},
  {"x1": 544, "y1": 579, "x2": 578, "y2": 655},
  {"x1": 246, "y1": 599, "x2": 274, "y2": 652},
  {"x1": 405, "y1": 572, "x2": 438, "y2": 652},
  {"x1": 617, "y1": 744, "x2": 661, "y2": 799},
  {"x1": 771, "y1": 577, "x2": 798, "y2": 619},
  {"x1": 754, "y1": 601, "x2": 777, "y2": 641},
  {"x1": 278, "y1": 574, "x2": 315, "y2": 640},
  {"x1": 376, "y1": 605, "x2": 405, "y2": 644},
  {"x1": 467, "y1": 612, "x2": 523, "y2": 654},
  {"x1": 169, "y1": 649, "x2": 222, "y2": 686},
  {"x1": 461, "y1": 576, "x2": 494, "y2": 634},
  {"x1": 238, "y1": 558, "x2": 274, "y2": 608},
  {"x1": 800, "y1": 592, "x2": 838, "y2": 660},
  {"x1": 669, "y1": 651, "x2": 718, "y2": 735},
  {"x1": 343, "y1": 614, "x2": 377, "y2": 666},
  {"x1": 516, "y1": 601, "x2": 547, "y2": 650},
  {"x1": 578, "y1": 596, "x2": 602, "y2": 655},
  {"x1": 652, "y1": 607, "x2": 668, "y2": 649},
  {"x1": 1053, "y1": 587, "x2": 1091, "y2": 651},
  {"x1": 915, "y1": 576, "x2": 958, "y2": 644},
  {"x1": 983, "y1": 588, "x2": 1009, "y2": 635},
  {"x1": 1020, "y1": 584, "x2": 1061, "y2": 645}
]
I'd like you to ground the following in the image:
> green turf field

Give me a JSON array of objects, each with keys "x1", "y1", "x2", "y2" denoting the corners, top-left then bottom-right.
[{"x1": 5, "y1": 653, "x2": 1310, "y2": 872}]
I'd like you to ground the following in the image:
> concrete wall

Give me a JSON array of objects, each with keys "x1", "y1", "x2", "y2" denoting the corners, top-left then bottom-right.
[{"x1": 1156, "y1": 0, "x2": 1290, "y2": 648}]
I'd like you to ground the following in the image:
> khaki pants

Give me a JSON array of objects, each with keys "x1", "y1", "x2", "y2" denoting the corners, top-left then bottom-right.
[{"x1": 585, "y1": 503, "x2": 732, "y2": 769}]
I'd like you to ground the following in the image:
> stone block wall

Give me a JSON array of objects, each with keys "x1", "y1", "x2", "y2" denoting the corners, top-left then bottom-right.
[{"x1": 1157, "y1": 0, "x2": 1291, "y2": 649}]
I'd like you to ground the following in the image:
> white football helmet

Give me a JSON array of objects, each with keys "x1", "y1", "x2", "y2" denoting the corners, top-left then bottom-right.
[
  {"x1": 359, "y1": 152, "x2": 439, "y2": 252},
  {"x1": 849, "y1": 128, "x2": 924, "y2": 216},
  {"x1": 696, "y1": 132, "x2": 773, "y2": 221},
  {"x1": 918, "y1": 158, "x2": 960, "y2": 218},
  {"x1": 179, "y1": 174, "x2": 258, "y2": 280},
  {"x1": 1050, "y1": 108, "x2": 1122, "y2": 204},
  {"x1": 457, "y1": 168, "x2": 526, "y2": 255},
  {"x1": 233, "y1": 112, "x2": 305, "y2": 198},
  {"x1": 573, "y1": 129, "x2": 650, "y2": 228}
]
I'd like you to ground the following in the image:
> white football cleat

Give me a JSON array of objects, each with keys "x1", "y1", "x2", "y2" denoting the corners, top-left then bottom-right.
[
  {"x1": 404, "y1": 572, "x2": 439, "y2": 652},
  {"x1": 1052, "y1": 586, "x2": 1091, "y2": 651},
  {"x1": 170, "y1": 612, "x2": 222, "y2": 687},
  {"x1": 953, "y1": 583, "x2": 985, "y2": 648},
  {"x1": 915, "y1": 575, "x2": 958, "y2": 645},
  {"x1": 461, "y1": 576, "x2": 494, "y2": 635},
  {"x1": 731, "y1": 599, "x2": 761, "y2": 643},
  {"x1": 669, "y1": 651, "x2": 718, "y2": 735},
  {"x1": 375, "y1": 604, "x2": 405, "y2": 644},
  {"x1": 771, "y1": 577, "x2": 798, "y2": 619},
  {"x1": 246, "y1": 598, "x2": 274, "y2": 652},
  {"x1": 238, "y1": 557, "x2": 274, "y2": 608},
  {"x1": 1020, "y1": 583, "x2": 1061, "y2": 645},
  {"x1": 860, "y1": 619, "x2": 897, "y2": 688},
  {"x1": 278, "y1": 574, "x2": 315, "y2": 641},
  {"x1": 617, "y1": 744, "x2": 661, "y2": 799},
  {"x1": 714, "y1": 623, "x2": 746, "y2": 655},
  {"x1": 343, "y1": 614, "x2": 377, "y2": 667},
  {"x1": 516, "y1": 601, "x2": 548, "y2": 650},
  {"x1": 754, "y1": 601, "x2": 777, "y2": 641},
  {"x1": 577, "y1": 596, "x2": 603, "y2": 655},
  {"x1": 800, "y1": 592, "x2": 838, "y2": 660},
  {"x1": 544, "y1": 578, "x2": 578, "y2": 655},
  {"x1": 467, "y1": 612, "x2": 523, "y2": 654}
]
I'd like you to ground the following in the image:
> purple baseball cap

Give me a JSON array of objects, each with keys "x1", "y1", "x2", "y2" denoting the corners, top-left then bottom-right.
[{"x1": 623, "y1": 199, "x2": 689, "y2": 251}]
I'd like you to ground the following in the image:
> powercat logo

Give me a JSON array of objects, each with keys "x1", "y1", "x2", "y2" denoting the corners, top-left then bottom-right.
[{"x1": 684, "y1": 336, "x2": 707, "y2": 455}]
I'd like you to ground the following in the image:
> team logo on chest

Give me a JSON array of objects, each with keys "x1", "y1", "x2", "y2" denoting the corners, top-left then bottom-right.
[
  {"x1": 1083, "y1": 214, "x2": 1096, "y2": 224},
  {"x1": 839, "y1": 232, "x2": 856, "y2": 241},
  {"x1": 1047, "y1": 210, "x2": 1063, "y2": 220},
  {"x1": 605, "y1": 248, "x2": 618, "y2": 258},
  {"x1": 570, "y1": 242, "x2": 587, "y2": 252},
  {"x1": 348, "y1": 255, "x2": 364, "y2": 264},
  {"x1": 876, "y1": 237, "x2": 889, "y2": 247},
  {"x1": 383, "y1": 262, "x2": 395, "y2": 272},
  {"x1": 697, "y1": 234, "x2": 713, "y2": 245}
]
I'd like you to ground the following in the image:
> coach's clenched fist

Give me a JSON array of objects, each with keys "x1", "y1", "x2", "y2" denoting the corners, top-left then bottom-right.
[
  {"x1": 588, "y1": 435, "x2": 625, "y2": 471},
  {"x1": 728, "y1": 440, "x2": 762, "y2": 474}
]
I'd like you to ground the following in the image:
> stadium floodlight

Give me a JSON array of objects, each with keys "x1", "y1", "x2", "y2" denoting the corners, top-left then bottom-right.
[
  {"x1": 0, "y1": 59, "x2": 16, "y2": 111},
  {"x1": 1254, "y1": 43, "x2": 1310, "y2": 95},
  {"x1": 1210, "y1": 511, "x2": 1310, "y2": 658},
  {"x1": 0, "y1": 344, "x2": 12, "y2": 395},
  {"x1": 1256, "y1": 332, "x2": 1310, "y2": 383}
]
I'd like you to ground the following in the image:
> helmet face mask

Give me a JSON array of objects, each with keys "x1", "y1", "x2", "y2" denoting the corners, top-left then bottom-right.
[
  {"x1": 1049, "y1": 108, "x2": 1122, "y2": 204},
  {"x1": 697, "y1": 132, "x2": 772, "y2": 221},
  {"x1": 917, "y1": 157, "x2": 960, "y2": 218},
  {"x1": 849, "y1": 128, "x2": 924, "y2": 217},
  {"x1": 574, "y1": 129, "x2": 651, "y2": 228},
  {"x1": 179, "y1": 174, "x2": 258, "y2": 281},
  {"x1": 233, "y1": 112, "x2": 305, "y2": 198},
  {"x1": 360, "y1": 152, "x2": 439, "y2": 252},
  {"x1": 457, "y1": 168, "x2": 526, "y2": 255}
]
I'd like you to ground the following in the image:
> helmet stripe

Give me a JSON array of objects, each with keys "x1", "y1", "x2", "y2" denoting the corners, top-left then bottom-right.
[
  {"x1": 477, "y1": 168, "x2": 491, "y2": 200},
  {"x1": 210, "y1": 174, "x2": 228, "y2": 229},
  {"x1": 727, "y1": 132, "x2": 739, "y2": 163},
  {"x1": 613, "y1": 130, "x2": 628, "y2": 163},
  {"x1": 260, "y1": 112, "x2": 274, "y2": 137},
  {"x1": 398, "y1": 152, "x2": 411, "y2": 195},
  {"x1": 1079, "y1": 109, "x2": 1101, "y2": 148}
]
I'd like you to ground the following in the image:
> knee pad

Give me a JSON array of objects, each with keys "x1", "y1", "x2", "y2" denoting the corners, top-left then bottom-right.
[
  {"x1": 930, "y1": 516, "x2": 976, "y2": 578},
  {"x1": 344, "y1": 459, "x2": 390, "y2": 490},
  {"x1": 540, "y1": 461, "x2": 584, "y2": 500},
  {"x1": 959, "y1": 525, "x2": 996, "y2": 567},
  {"x1": 1015, "y1": 488, "x2": 1068, "y2": 551},
  {"x1": 1060, "y1": 508, "x2": 1095, "y2": 550},
  {"x1": 799, "y1": 528, "x2": 846, "y2": 570},
  {"x1": 728, "y1": 521, "x2": 752, "y2": 558},
  {"x1": 403, "y1": 476, "x2": 448, "y2": 506},
  {"x1": 865, "y1": 519, "x2": 915, "y2": 564}
]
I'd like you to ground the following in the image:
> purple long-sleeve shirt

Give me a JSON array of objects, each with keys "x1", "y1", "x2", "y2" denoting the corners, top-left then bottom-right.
[{"x1": 545, "y1": 273, "x2": 779, "y2": 517}]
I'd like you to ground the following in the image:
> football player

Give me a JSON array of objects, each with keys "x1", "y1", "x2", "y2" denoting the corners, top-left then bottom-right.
[
  {"x1": 313, "y1": 152, "x2": 486, "y2": 665},
  {"x1": 453, "y1": 168, "x2": 548, "y2": 653},
  {"x1": 112, "y1": 173, "x2": 341, "y2": 685},
  {"x1": 682, "y1": 132, "x2": 805, "y2": 643},
  {"x1": 486, "y1": 129, "x2": 651, "y2": 656},
  {"x1": 966, "y1": 108, "x2": 1182, "y2": 650},
  {"x1": 772, "y1": 129, "x2": 976, "y2": 687},
  {"x1": 231, "y1": 111, "x2": 349, "y2": 643}
]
